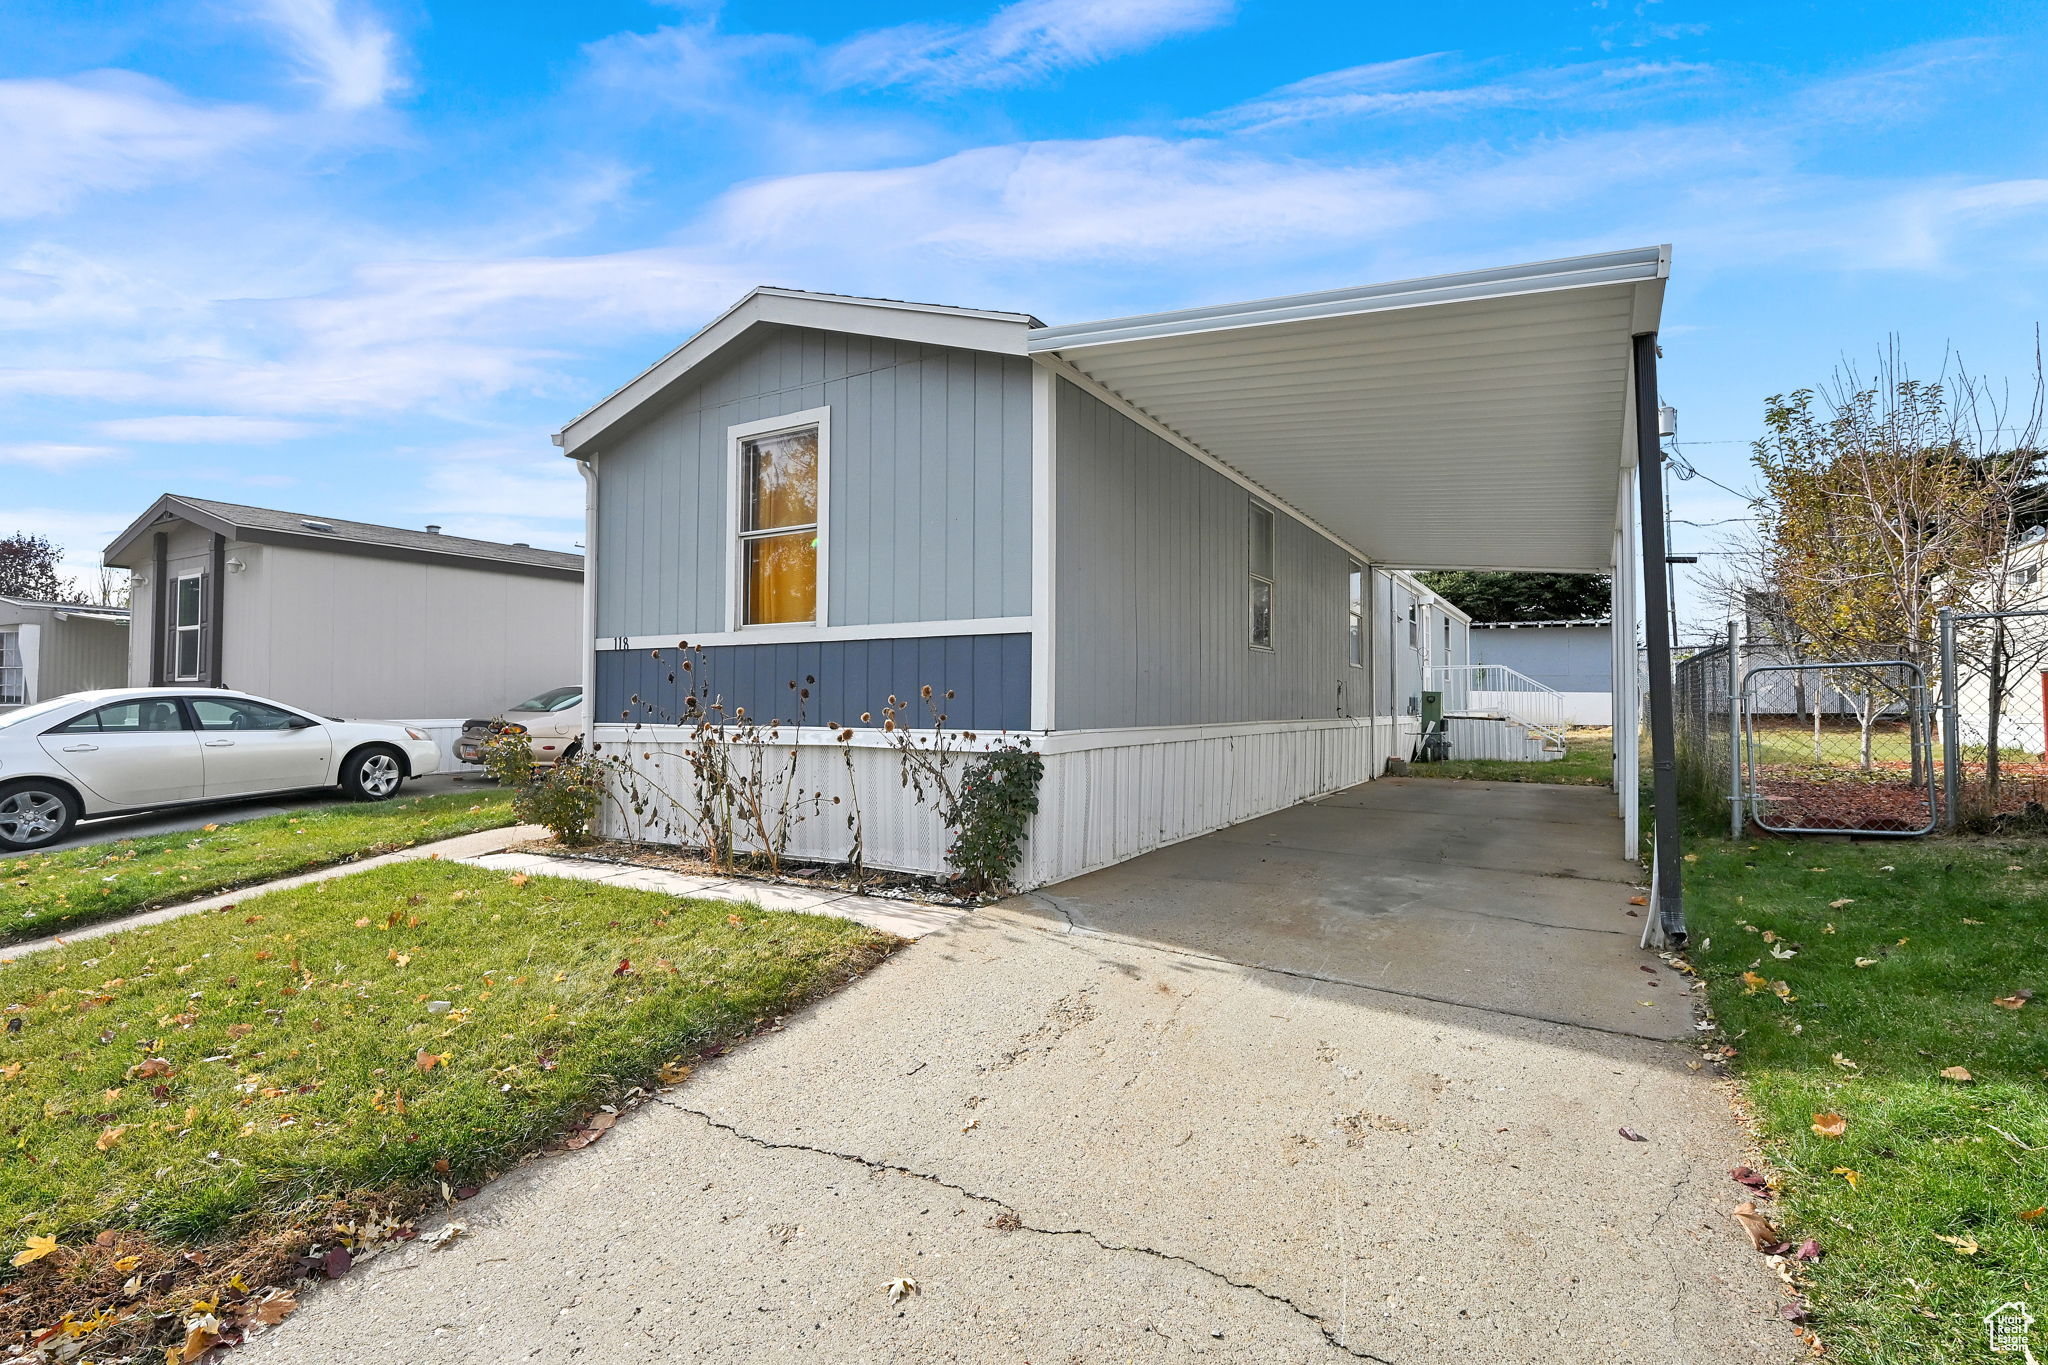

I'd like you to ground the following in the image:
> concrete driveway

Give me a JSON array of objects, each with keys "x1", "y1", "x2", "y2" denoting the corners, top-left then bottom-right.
[{"x1": 246, "y1": 778, "x2": 1795, "y2": 1364}]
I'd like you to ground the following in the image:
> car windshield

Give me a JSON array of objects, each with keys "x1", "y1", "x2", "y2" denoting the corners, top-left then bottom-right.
[
  {"x1": 509, "y1": 686, "x2": 581, "y2": 714},
  {"x1": 0, "y1": 696, "x2": 84, "y2": 731}
]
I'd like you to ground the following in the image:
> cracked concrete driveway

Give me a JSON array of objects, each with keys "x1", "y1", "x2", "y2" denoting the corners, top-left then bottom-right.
[{"x1": 244, "y1": 778, "x2": 1796, "y2": 1364}]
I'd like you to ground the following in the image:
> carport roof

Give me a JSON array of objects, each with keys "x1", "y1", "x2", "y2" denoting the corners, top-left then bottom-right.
[{"x1": 1027, "y1": 246, "x2": 1668, "y2": 574}]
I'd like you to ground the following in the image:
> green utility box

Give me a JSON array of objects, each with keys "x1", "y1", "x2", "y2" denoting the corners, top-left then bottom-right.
[{"x1": 1417, "y1": 689, "x2": 1451, "y2": 763}]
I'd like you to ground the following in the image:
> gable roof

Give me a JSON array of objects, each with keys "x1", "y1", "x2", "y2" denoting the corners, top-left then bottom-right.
[
  {"x1": 103, "y1": 495, "x2": 582, "y2": 582},
  {"x1": 555, "y1": 287, "x2": 1042, "y2": 458}
]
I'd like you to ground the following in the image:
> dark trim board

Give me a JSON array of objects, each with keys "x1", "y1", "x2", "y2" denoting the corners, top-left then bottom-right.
[{"x1": 595, "y1": 633, "x2": 1031, "y2": 733}]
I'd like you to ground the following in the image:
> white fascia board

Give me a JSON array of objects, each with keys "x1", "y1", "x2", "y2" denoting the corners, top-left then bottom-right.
[
  {"x1": 1028, "y1": 245, "x2": 1669, "y2": 353},
  {"x1": 557, "y1": 287, "x2": 1037, "y2": 457}
]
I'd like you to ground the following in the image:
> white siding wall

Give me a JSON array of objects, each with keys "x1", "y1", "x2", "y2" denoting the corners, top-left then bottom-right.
[
  {"x1": 222, "y1": 542, "x2": 581, "y2": 720},
  {"x1": 594, "y1": 715, "x2": 1404, "y2": 888}
]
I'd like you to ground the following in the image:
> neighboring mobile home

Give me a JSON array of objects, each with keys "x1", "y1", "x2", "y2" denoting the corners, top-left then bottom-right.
[
  {"x1": 1469, "y1": 619, "x2": 1613, "y2": 726},
  {"x1": 559, "y1": 249, "x2": 1670, "y2": 887},
  {"x1": 102, "y1": 497, "x2": 583, "y2": 747},
  {"x1": 0, "y1": 595, "x2": 129, "y2": 712}
]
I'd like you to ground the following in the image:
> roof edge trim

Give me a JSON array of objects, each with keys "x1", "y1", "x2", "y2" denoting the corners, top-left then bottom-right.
[
  {"x1": 558, "y1": 287, "x2": 1039, "y2": 457},
  {"x1": 1027, "y1": 245, "x2": 1669, "y2": 353}
]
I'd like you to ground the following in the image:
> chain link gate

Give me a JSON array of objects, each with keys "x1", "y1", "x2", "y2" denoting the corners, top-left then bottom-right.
[{"x1": 1740, "y1": 661, "x2": 1937, "y2": 835}]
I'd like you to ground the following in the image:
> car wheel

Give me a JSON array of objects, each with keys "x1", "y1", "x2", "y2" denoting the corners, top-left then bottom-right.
[
  {"x1": 0, "y1": 780, "x2": 80, "y2": 852},
  {"x1": 341, "y1": 745, "x2": 406, "y2": 801}
]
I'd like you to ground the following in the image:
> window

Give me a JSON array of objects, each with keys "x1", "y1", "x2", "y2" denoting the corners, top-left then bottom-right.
[
  {"x1": 172, "y1": 572, "x2": 206, "y2": 681},
  {"x1": 509, "y1": 686, "x2": 582, "y2": 714},
  {"x1": 732, "y1": 412, "x2": 825, "y2": 627},
  {"x1": 1444, "y1": 617, "x2": 1452, "y2": 658},
  {"x1": 1406, "y1": 604, "x2": 1419, "y2": 648},
  {"x1": 188, "y1": 697, "x2": 302, "y2": 731},
  {"x1": 0, "y1": 630, "x2": 21, "y2": 706},
  {"x1": 57, "y1": 700, "x2": 189, "y2": 733},
  {"x1": 1248, "y1": 503, "x2": 1274, "y2": 649},
  {"x1": 1346, "y1": 565, "x2": 1366, "y2": 667}
]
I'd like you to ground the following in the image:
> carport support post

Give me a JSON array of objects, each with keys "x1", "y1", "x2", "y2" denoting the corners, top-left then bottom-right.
[{"x1": 1633, "y1": 332, "x2": 1685, "y2": 945}]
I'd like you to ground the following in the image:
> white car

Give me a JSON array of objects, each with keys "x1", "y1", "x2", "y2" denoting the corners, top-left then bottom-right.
[
  {"x1": 455, "y1": 685, "x2": 585, "y2": 767},
  {"x1": 0, "y1": 688, "x2": 442, "y2": 852}
]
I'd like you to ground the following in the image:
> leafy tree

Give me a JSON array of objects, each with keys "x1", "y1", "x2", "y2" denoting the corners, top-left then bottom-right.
[
  {"x1": 1415, "y1": 570, "x2": 1611, "y2": 623},
  {"x1": 1751, "y1": 345, "x2": 2041, "y2": 771},
  {"x1": 0, "y1": 533, "x2": 65, "y2": 602}
]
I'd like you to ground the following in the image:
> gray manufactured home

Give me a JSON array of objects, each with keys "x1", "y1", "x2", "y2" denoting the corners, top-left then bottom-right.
[
  {"x1": 102, "y1": 496, "x2": 584, "y2": 738},
  {"x1": 0, "y1": 595, "x2": 129, "y2": 712},
  {"x1": 560, "y1": 249, "x2": 1671, "y2": 888}
]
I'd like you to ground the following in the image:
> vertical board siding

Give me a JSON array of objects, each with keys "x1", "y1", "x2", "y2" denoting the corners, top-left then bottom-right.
[
  {"x1": 1052, "y1": 379, "x2": 1364, "y2": 729},
  {"x1": 38, "y1": 616, "x2": 128, "y2": 697},
  {"x1": 595, "y1": 715, "x2": 1397, "y2": 886},
  {"x1": 593, "y1": 324, "x2": 1032, "y2": 638},
  {"x1": 596, "y1": 634, "x2": 1030, "y2": 733}
]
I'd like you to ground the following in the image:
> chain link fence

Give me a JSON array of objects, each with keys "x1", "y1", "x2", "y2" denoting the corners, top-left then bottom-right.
[
  {"x1": 1742, "y1": 660, "x2": 1935, "y2": 835},
  {"x1": 1674, "y1": 634, "x2": 1738, "y2": 834},
  {"x1": 1939, "y1": 607, "x2": 2048, "y2": 831}
]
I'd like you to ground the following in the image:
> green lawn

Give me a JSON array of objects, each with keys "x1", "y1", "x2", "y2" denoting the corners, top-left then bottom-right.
[
  {"x1": 0, "y1": 791, "x2": 517, "y2": 946},
  {"x1": 1686, "y1": 837, "x2": 2048, "y2": 1364},
  {"x1": 0, "y1": 859, "x2": 891, "y2": 1360},
  {"x1": 1407, "y1": 727, "x2": 1614, "y2": 785}
]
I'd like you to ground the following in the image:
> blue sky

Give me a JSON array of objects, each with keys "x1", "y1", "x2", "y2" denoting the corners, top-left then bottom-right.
[{"x1": 4, "y1": 0, "x2": 2047, "y2": 628}]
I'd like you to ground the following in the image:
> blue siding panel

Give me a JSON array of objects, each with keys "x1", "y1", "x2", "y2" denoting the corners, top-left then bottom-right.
[{"x1": 596, "y1": 633, "x2": 1031, "y2": 733}]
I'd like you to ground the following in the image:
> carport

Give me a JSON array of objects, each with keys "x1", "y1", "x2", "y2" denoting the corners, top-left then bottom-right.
[{"x1": 1026, "y1": 245, "x2": 1685, "y2": 941}]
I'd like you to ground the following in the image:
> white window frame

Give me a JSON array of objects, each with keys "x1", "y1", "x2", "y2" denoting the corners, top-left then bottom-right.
[
  {"x1": 1248, "y1": 502, "x2": 1275, "y2": 651},
  {"x1": 172, "y1": 571, "x2": 206, "y2": 682},
  {"x1": 726, "y1": 407, "x2": 831, "y2": 633},
  {"x1": 0, "y1": 629, "x2": 22, "y2": 705},
  {"x1": 1406, "y1": 603, "x2": 1419, "y2": 649},
  {"x1": 1346, "y1": 563, "x2": 1365, "y2": 669}
]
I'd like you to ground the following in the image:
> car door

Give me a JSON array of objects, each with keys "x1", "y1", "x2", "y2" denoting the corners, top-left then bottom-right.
[
  {"x1": 185, "y1": 696, "x2": 335, "y2": 797},
  {"x1": 38, "y1": 699, "x2": 206, "y2": 808}
]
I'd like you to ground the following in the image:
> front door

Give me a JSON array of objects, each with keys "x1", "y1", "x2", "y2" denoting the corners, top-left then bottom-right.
[
  {"x1": 185, "y1": 696, "x2": 333, "y2": 797},
  {"x1": 39, "y1": 698, "x2": 205, "y2": 807}
]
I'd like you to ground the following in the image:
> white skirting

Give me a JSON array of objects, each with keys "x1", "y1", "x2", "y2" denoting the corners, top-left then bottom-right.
[{"x1": 592, "y1": 715, "x2": 1405, "y2": 890}]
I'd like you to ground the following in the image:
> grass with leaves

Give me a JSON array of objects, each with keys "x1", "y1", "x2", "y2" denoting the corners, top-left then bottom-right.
[
  {"x1": 0, "y1": 858, "x2": 893, "y2": 1360},
  {"x1": 0, "y1": 790, "x2": 518, "y2": 945},
  {"x1": 1686, "y1": 836, "x2": 2048, "y2": 1364},
  {"x1": 1405, "y1": 727, "x2": 1614, "y2": 785}
]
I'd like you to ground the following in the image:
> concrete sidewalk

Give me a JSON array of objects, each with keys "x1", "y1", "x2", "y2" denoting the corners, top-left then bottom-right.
[{"x1": 242, "y1": 779, "x2": 1796, "y2": 1365}]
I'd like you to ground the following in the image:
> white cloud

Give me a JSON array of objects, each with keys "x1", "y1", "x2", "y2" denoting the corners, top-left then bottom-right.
[
  {"x1": 824, "y1": 0, "x2": 1234, "y2": 92},
  {"x1": 0, "y1": 443, "x2": 120, "y2": 470},
  {"x1": 0, "y1": 72, "x2": 270, "y2": 219},
  {"x1": 249, "y1": 0, "x2": 405, "y2": 110},
  {"x1": 93, "y1": 415, "x2": 319, "y2": 443},
  {"x1": 713, "y1": 135, "x2": 1432, "y2": 262}
]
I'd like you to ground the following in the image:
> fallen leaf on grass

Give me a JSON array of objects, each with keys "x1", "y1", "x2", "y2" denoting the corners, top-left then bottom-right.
[
  {"x1": 1780, "y1": 1302, "x2": 1813, "y2": 1324},
  {"x1": 180, "y1": 1314, "x2": 222, "y2": 1361},
  {"x1": 414, "y1": 1051, "x2": 443, "y2": 1072},
  {"x1": 1770, "y1": 945, "x2": 1798, "y2": 959},
  {"x1": 2019, "y1": 1207, "x2": 2045, "y2": 1222},
  {"x1": 1811, "y1": 1113, "x2": 1847, "y2": 1138},
  {"x1": 95, "y1": 1124, "x2": 129, "y2": 1150},
  {"x1": 1963, "y1": 917, "x2": 1984, "y2": 925},
  {"x1": 246, "y1": 1290, "x2": 297, "y2": 1328},
  {"x1": 1993, "y1": 989, "x2": 2035, "y2": 1010},
  {"x1": 12, "y1": 1235, "x2": 57, "y2": 1267},
  {"x1": 1940, "y1": 1066, "x2": 1974, "y2": 1083},
  {"x1": 1731, "y1": 1201, "x2": 1780, "y2": 1250},
  {"x1": 510, "y1": 873, "x2": 530, "y2": 888},
  {"x1": 1831, "y1": 1053, "x2": 1859, "y2": 1070},
  {"x1": 885, "y1": 1275, "x2": 920, "y2": 1304},
  {"x1": 1828, "y1": 898, "x2": 1855, "y2": 909},
  {"x1": 1934, "y1": 1234, "x2": 1980, "y2": 1254},
  {"x1": 1618, "y1": 1127, "x2": 1648, "y2": 1142},
  {"x1": 1830, "y1": 1167, "x2": 1860, "y2": 1190},
  {"x1": 1855, "y1": 958, "x2": 1879, "y2": 968},
  {"x1": 562, "y1": 1111, "x2": 619, "y2": 1150},
  {"x1": 1729, "y1": 1167, "x2": 1771, "y2": 1193},
  {"x1": 1794, "y1": 1240, "x2": 1821, "y2": 1262}
]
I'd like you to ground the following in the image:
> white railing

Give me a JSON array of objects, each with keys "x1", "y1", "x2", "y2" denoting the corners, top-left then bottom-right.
[{"x1": 1430, "y1": 664, "x2": 1568, "y2": 751}]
